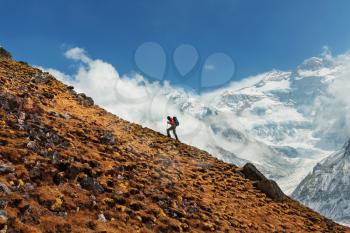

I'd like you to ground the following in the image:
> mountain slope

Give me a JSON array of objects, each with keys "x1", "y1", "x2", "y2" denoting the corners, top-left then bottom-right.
[
  {"x1": 0, "y1": 53, "x2": 349, "y2": 232},
  {"x1": 292, "y1": 139, "x2": 350, "y2": 226}
]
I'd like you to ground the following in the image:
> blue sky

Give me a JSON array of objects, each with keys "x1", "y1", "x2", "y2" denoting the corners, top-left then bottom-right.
[{"x1": 1, "y1": 0, "x2": 350, "y2": 90}]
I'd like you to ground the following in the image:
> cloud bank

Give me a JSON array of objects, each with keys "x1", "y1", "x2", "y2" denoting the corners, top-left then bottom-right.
[{"x1": 312, "y1": 52, "x2": 350, "y2": 149}]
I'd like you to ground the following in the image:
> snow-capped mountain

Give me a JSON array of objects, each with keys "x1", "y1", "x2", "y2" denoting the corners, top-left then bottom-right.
[
  {"x1": 292, "y1": 139, "x2": 350, "y2": 226},
  {"x1": 159, "y1": 54, "x2": 347, "y2": 194}
]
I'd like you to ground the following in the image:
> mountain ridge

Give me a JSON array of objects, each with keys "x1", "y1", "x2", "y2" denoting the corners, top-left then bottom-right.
[{"x1": 292, "y1": 138, "x2": 350, "y2": 226}]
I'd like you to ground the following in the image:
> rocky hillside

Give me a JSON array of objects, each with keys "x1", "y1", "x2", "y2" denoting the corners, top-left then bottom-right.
[{"x1": 0, "y1": 51, "x2": 349, "y2": 232}]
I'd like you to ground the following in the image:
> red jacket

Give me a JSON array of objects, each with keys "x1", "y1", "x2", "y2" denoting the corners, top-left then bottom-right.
[{"x1": 168, "y1": 118, "x2": 176, "y2": 126}]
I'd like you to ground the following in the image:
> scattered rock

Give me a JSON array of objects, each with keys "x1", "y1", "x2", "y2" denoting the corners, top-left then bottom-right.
[
  {"x1": 27, "y1": 141, "x2": 37, "y2": 151},
  {"x1": 77, "y1": 93, "x2": 94, "y2": 107},
  {"x1": 55, "y1": 223, "x2": 71, "y2": 232},
  {"x1": 48, "y1": 111, "x2": 71, "y2": 120},
  {"x1": 0, "y1": 210, "x2": 7, "y2": 233},
  {"x1": 0, "y1": 211, "x2": 7, "y2": 221},
  {"x1": 0, "y1": 183, "x2": 11, "y2": 194},
  {"x1": 18, "y1": 111, "x2": 26, "y2": 129},
  {"x1": 202, "y1": 222, "x2": 216, "y2": 231},
  {"x1": 0, "y1": 139, "x2": 8, "y2": 146},
  {"x1": 90, "y1": 195, "x2": 97, "y2": 208},
  {"x1": 0, "y1": 200, "x2": 7, "y2": 209},
  {"x1": 29, "y1": 165, "x2": 45, "y2": 182},
  {"x1": 48, "y1": 111, "x2": 61, "y2": 117},
  {"x1": 98, "y1": 213, "x2": 107, "y2": 222},
  {"x1": 24, "y1": 182, "x2": 35, "y2": 191},
  {"x1": 49, "y1": 150, "x2": 60, "y2": 164},
  {"x1": 32, "y1": 72, "x2": 51, "y2": 84},
  {"x1": 62, "y1": 113, "x2": 71, "y2": 120},
  {"x1": 86, "y1": 221, "x2": 97, "y2": 230},
  {"x1": 100, "y1": 132, "x2": 117, "y2": 145},
  {"x1": 43, "y1": 91, "x2": 55, "y2": 99},
  {"x1": 0, "y1": 92, "x2": 22, "y2": 113},
  {"x1": 0, "y1": 164, "x2": 14, "y2": 175},
  {"x1": 79, "y1": 176, "x2": 104, "y2": 193},
  {"x1": 129, "y1": 201, "x2": 144, "y2": 211}
]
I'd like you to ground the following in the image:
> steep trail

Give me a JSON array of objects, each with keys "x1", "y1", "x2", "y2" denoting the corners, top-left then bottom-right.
[{"x1": 0, "y1": 56, "x2": 349, "y2": 232}]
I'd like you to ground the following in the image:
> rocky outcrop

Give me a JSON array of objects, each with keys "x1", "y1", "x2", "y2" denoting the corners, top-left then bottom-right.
[
  {"x1": 0, "y1": 48, "x2": 11, "y2": 60},
  {"x1": 77, "y1": 93, "x2": 94, "y2": 107},
  {"x1": 242, "y1": 163, "x2": 286, "y2": 202}
]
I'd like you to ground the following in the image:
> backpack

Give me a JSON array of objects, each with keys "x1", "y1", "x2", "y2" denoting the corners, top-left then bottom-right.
[{"x1": 173, "y1": 116, "x2": 179, "y2": 126}]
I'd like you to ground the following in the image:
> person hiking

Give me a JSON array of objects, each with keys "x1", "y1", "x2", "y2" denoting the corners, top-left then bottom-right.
[{"x1": 166, "y1": 116, "x2": 179, "y2": 141}]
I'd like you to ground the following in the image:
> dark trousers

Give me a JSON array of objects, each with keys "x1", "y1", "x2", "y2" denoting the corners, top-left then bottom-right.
[{"x1": 167, "y1": 125, "x2": 178, "y2": 140}]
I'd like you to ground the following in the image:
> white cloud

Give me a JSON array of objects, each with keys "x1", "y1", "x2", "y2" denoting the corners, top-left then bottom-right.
[
  {"x1": 64, "y1": 47, "x2": 91, "y2": 63},
  {"x1": 313, "y1": 52, "x2": 350, "y2": 148}
]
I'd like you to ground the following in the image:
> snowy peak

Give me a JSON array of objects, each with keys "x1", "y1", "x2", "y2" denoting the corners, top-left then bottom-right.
[
  {"x1": 298, "y1": 57, "x2": 328, "y2": 71},
  {"x1": 260, "y1": 70, "x2": 291, "y2": 82},
  {"x1": 344, "y1": 139, "x2": 350, "y2": 157},
  {"x1": 292, "y1": 138, "x2": 350, "y2": 226},
  {"x1": 295, "y1": 55, "x2": 337, "y2": 80}
]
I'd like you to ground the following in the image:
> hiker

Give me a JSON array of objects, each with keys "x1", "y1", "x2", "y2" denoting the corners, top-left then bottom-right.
[{"x1": 166, "y1": 116, "x2": 179, "y2": 141}]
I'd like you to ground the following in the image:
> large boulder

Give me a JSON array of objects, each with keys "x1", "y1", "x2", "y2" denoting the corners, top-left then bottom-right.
[
  {"x1": 242, "y1": 163, "x2": 266, "y2": 181},
  {"x1": 242, "y1": 163, "x2": 285, "y2": 202},
  {"x1": 256, "y1": 179, "x2": 285, "y2": 202}
]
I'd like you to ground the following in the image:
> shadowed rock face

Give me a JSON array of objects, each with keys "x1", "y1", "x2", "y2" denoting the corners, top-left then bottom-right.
[
  {"x1": 242, "y1": 163, "x2": 266, "y2": 182},
  {"x1": 0, "y1": 52, "x2": 349, "y2": 232},
  {"x1": 242, "y1": 163, "x2": 286, "y2": 202}
]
